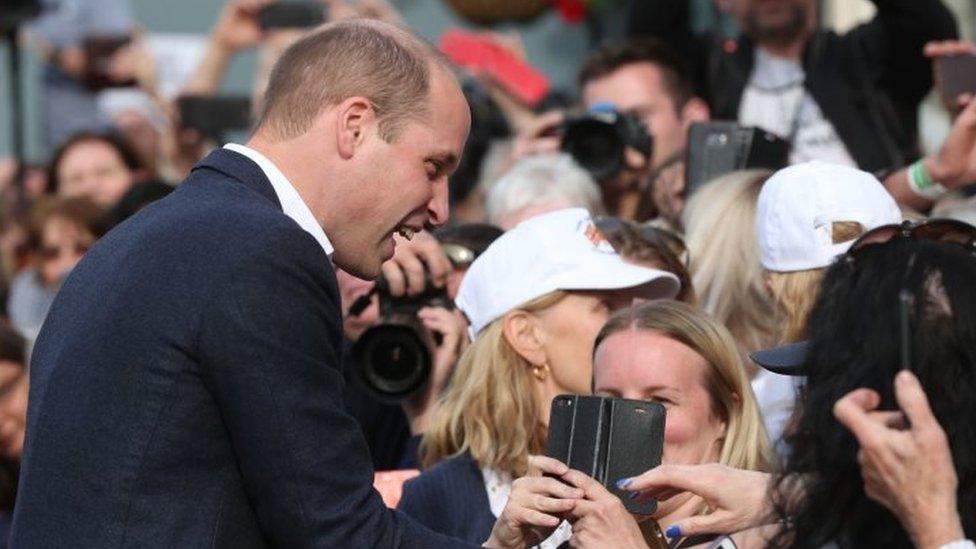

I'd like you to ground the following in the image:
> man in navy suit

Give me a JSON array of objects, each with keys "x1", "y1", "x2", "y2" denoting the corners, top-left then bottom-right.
[{"x1": 10, "y1": 19, "x2": 478, "y2": 547}]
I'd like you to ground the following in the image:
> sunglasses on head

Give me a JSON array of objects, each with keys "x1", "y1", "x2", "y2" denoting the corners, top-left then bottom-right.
[
  {"x1": 593, "y1": 216, "x2": 689, "y2": 267},
  {"x1": 845, "y1": 218, "x2": 976, "y2": 259}
]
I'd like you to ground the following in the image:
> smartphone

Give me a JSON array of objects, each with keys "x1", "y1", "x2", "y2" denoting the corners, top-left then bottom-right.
[
  {"x1": 257, "y1": 2, "x2": 327, "y2": 30},
  {"x1": 938, "y1": 53, "x2": 976, "y2": 105},
  {"x1": 82, "y1": 34, "x2": 136, "y2": 91},
  {"x1": 547, "y1": 394, "x2": 666, "y2": 515},
  {"x1": 178, "y1": 95, "x2": 253, "y2": 139},
  {"x1": 439, "y1": 29, "x2": 550, "y2": 107},
  {"x1": 684, "y1": 121, "x2": 789, "y2": 198}
]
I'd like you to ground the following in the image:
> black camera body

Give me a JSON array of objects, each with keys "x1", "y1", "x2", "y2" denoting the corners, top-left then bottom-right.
[
  {"x1": 562, "y1": 108, "x2": 652, "y2": 184},
  {"x1": 547, "y1": 394, "x2": 666, "y2": 515},
  {"x1": 351, "y1": 277, "x2": 453, "y2": 403}
]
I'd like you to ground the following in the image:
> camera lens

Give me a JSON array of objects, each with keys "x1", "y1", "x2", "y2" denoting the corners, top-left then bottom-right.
[
  {"x1": 562, "y1": 118, "x2": 626, "y2": 183},
  {"x1": 352, "y1": 320, "x2": 432, "y2": 403}
]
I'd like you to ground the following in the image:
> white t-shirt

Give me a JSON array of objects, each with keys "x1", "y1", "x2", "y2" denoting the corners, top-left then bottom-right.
[
  {"x1": 738, "y1": 48, "x2": 857, "y2": 167},
  {"x1": 750, "y1": 368, "x2": 799, "y2": 457}
]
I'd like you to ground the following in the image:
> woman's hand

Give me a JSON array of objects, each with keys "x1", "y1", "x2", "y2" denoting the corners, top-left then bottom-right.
[
  {"x1": 484, "y1": 456, "x2": 583, "y2": 549},
  {"x1": 561, "y1": 467, "x2": 649, "y2": 549},
  {"x1": 620, "y1": 463, "x2": 773, "y2": 538},
  {"x1": 833, "y1": 370, "x2": 964, "y2": 549}
]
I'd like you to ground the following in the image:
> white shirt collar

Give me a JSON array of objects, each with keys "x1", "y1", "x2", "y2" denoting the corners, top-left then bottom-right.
[{"x1": 224, "y1": 143, "x2": 334, "y2": 258}]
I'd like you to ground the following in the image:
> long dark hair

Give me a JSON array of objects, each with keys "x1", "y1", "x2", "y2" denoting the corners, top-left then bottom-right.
[{"x1": 771, "y1": 238, "x2": 976, "y2": 548}]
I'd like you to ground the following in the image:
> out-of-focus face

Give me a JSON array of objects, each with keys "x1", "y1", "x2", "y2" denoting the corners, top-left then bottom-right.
[
  {"x1": 529, "y1": 291, "x2": 638, "y2": 420},
  {"x1": 335, "y1": 267, "x2": 379, "y2": 342},
  {"x1": 593, "y1": 329, "x2": 726, "y2": 520},
  {"x1": 583, "y1": 62, "x2": 688, "y2": 172},
  {"x1": 733, "y1": 0, "x2": 811, "y2": 46},
  {"x1": 0, "y1": 360, "x2": 27, "y2": 460},
  {"x1": 57, "y1": 139, "x2": 135, "y2": 208},
  {"x1": 330, "y1": 67, "x2": 471, "y2": 279},
  {"x1": 37, "y1": 215, "x2": 95, "y2": 288}
]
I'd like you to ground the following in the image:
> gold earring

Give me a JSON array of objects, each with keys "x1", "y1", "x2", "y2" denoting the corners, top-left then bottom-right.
[{"x1": 532, "y1": 363, "x2": 550, "y2": 381}]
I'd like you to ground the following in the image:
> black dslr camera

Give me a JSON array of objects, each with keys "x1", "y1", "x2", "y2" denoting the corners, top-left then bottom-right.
[
  {"x1": 351, "y1": 276, "x2": 453, "y2": 403},
  {"x1": 561, "y1": 107, "x2": 652, "y2": 184}
]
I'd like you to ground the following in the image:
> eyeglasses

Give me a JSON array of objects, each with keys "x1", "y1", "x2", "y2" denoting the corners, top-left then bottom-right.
[
  {"x1": 845, "y1": 218, "x2": 976, "y2": 258},
  {"x1": 38, "y1": 243, "x2": 90, "y2": 262},
  {"x1": 593, "y1": 216, "x2": 690, "y2": 267}
]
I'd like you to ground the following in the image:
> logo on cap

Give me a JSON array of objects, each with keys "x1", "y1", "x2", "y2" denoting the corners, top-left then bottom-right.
[{"x1": 577, "y1": 220, "x2": 616, "y2": 254}]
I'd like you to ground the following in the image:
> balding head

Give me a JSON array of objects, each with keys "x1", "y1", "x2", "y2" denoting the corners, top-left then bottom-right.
[{"x1": 258, "y1": 19, "x2": 453, "y2": 142}]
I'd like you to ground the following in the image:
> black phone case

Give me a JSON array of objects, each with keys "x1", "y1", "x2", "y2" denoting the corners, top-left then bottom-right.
[
  {"x1": 547, "y1": 394, "x2": 666, "y2": 515},
  {"x1": 257, "y1": 2, "x2": 326, "y2": 30},
  {"x1": 178, "y1": 96, "x2": 253, "y2": 139}
]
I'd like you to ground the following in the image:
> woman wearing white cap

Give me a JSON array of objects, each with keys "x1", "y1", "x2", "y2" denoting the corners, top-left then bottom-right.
[
  {"x1": 755, "y1": 161, "x2": 902, "y2": 446},
  {"x1": 396, "y1": 208, "x2": 679, "y2": 546}
]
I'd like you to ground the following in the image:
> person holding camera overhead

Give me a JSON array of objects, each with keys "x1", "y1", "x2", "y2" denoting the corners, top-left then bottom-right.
[{"x1": 397, "y1": 208, "x2": 680, "y2": 546}]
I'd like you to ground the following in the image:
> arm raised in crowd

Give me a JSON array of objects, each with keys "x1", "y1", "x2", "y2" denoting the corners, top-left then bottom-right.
[
  {"x1": 181, "y1": 0, "x2": 277, "y2": 96},
  {"x1": 884, "y1": 92, "x2": 976, "y2": 211},
  {"x1": 834, "y1": 370, "x2": 966, "y2": 549},
  {"x1": 847, "y1": 0, "x2": 958, "y2": 114}
]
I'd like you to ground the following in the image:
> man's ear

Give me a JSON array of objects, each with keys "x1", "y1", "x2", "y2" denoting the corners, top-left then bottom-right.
[
  {"x1": 680, "y1": 97, "x2": 710, "y2": 130},
  {"x1": 501, "y1": 310, "x2": 548, "y2": 367},
  {"x1": 335, "y1": 96, "x2": 374, "y2": 160}
]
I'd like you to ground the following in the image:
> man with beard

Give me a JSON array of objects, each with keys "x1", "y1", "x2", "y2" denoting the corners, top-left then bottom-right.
[{"x1": 626, "y1": 0, "x2": 957, "y2": 176}]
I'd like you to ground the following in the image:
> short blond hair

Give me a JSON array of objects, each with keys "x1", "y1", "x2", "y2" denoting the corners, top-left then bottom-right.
[
  {"x1": 421, "y1": 292, "x2": 567, "y2": 476},
  {"x1": 259, "y1": 19, "x2": 449, "y2": 141}
]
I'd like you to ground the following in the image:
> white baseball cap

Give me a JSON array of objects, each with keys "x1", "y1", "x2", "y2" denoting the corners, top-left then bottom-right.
[
  {"x1": 456, "y1": 208, "x2": 680, "y2": 337},
  {"x1": 757, "y1": 161, "x2": 902, "y2": 272}
]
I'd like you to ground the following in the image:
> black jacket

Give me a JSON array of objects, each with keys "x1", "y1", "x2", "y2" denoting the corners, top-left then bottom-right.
[
  {"x1": 627, "y1": 0, "x2": 958, "y2": 174},
  {"x1": 11, "y1": 149, "x2": 473, "y2": 548}
]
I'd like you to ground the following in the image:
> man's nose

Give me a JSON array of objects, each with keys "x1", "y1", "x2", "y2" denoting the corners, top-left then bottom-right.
[{"x1": 427, "y1": 180, "x2": 450, "y2": 228}]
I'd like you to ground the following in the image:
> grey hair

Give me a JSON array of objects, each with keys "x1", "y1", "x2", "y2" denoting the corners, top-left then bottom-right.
[{"x1": 486, "y1": 154, "x2": 605, "y2": 229}]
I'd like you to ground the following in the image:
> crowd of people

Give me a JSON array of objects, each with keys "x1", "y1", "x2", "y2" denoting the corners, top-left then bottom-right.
[{"x1": 1, "y1": 0, "x2": 976, "y2": 547}]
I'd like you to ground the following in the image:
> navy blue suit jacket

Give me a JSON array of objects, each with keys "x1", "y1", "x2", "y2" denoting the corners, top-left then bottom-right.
[
  {"x1": 398, "y1": 455, "x2": 496, "y2": 544},
  {"x1": 11, "y1": 149, "x2": 474, "y2": 548}
]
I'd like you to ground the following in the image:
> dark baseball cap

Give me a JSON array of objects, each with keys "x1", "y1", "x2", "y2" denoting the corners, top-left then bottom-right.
[{"x1": 749, "y1": 341, "x2": 808, "y2": 376}]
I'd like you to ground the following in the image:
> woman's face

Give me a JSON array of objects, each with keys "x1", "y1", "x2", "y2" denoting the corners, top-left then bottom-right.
[
  {"x1": 531, "y1": 291, "x2": 635, "y2": 415},
  {"x1": 0, "y1": 360, "x2": 28, "y2": 460},
  {"x1": 57, "y1": 140, "x2": 135, "y2": 208},
  {"x1": 593, "y1": 329, "x2": 726, "y2": 519},
  {"x1": 38, "y1": 216, "x2": 95, "y2": 288}
]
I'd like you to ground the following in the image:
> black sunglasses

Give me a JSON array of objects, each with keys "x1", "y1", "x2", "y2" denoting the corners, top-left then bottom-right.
[{"x1": 846, "y1": 218, "x2": 976, "y2": 258}]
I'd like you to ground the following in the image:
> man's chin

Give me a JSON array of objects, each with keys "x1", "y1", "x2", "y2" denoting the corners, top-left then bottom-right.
[{"x1": 332, "y1": 256, "x2": 382, "y2": 281}]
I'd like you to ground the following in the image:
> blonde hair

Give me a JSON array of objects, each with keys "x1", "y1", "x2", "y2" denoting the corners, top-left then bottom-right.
[
  {"x1": 765, "y1": 221, "x2": 865, "y2": 343},
  {"x1": 594, "y1": 300, "x2": 775, "y2": 473},
  {"x1": 682, "y1": 169, "x2": 779, "y2": 356},
  {"x1": 421, "y1": 292, "x2": 567, "y2": 476}
]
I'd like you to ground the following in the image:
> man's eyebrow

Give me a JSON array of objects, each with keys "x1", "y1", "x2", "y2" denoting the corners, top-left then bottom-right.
[{"x1": 428, "y1": 152, "x2": 459, "y2": 169}]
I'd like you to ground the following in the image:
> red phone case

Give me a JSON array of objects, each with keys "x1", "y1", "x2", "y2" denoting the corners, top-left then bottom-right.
[{"x1": 439, "y1": 29, "x2": 550, "y2": 107}]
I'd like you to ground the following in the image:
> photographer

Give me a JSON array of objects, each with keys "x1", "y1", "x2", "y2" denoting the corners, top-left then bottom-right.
[
  {"x1": 398, "y1": 208, "x2": 679, "y2": 545},
  {"x1": 344, "y1": 225, "x2": 501, "y2": 470},
  {"x1": 511, "y1": 39, "x2": 709, "y2": 225}
]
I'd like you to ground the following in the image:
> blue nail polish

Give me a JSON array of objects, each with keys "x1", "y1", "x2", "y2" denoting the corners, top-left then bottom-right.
[
  {"x1": 628, "y1": 491, "x2": 640, "y2": 500},
  {"x1": 615, "y1": 477, "x2": 632, "y2": 489},
  {"x1": 666, "y1": 525, "x2": 682, "y2": 539}
]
